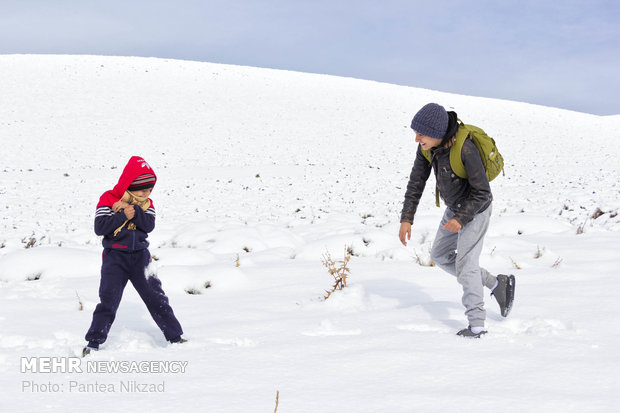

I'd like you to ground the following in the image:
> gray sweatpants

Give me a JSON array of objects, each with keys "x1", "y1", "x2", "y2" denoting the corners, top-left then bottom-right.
[{"x1": 430, "y1": 205, "x2": 497, "y2": 328}]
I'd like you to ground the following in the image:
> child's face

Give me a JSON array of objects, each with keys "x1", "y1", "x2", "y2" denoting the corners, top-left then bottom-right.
[
  {"x1": 415, "y1": 132, "x2": 442, "y2": 150},
  {"x1": 131, "y1": 188, "x2": 152, "y2": 197}
]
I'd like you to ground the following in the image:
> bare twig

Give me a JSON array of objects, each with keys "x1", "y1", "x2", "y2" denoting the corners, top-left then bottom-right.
[
  {"x1": 76, "y1": 291, "x2": 84, "y2": 311},
  {"x1": 534, "y1": 245, "x2": 543, "y2": 259},
  {"x1": 576, "y1": 219, "x2": 587, "y2": 234}
]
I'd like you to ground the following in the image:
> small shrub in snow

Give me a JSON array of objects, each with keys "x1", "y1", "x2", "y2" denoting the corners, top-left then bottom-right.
[
  {"x1": 591, "y1": 208, "x2": 605, "y2": 219},
  {"x1": 322, "y1": 248, "x2": 351, "y2": 300},
  {"x1": 576, "y1": 220, "x2": 587, "y2": 234},
  {"x1": 26, "y1": 272, "x2": 41, "y2": 281},
  {"x1": 185, "y1": 282, "x2": 211, "y2": 295},
  {"x1": 75, "y1": 291, "x2": 84, "y2": 311},
  {"x1": 534, "y1": 246, "x2": 544, "y2": 259},
  {"x1": 345, "y1": 244, "x2": 359, "y2": 257},
  {"x1": 22, "y1": 237, "x2": 36, "y2": 249}
]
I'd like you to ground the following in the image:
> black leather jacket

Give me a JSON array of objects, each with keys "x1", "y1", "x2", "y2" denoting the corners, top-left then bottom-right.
[{"x1": 400, "y1": 138, "x2": 492, "y2": 226}]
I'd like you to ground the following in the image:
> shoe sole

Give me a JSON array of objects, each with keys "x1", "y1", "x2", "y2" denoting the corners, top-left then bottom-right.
[
  {"x1": 457, "y1": 328, "x2": 487, "y2": 338},
  {"x1": 502, "y1": 275, "x2": 516, "y2": 317}
]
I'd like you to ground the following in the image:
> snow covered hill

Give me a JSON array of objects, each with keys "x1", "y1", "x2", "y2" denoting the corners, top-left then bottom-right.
[{"x1": 1, "y1": 55, "x2": 619, "y2": 412}]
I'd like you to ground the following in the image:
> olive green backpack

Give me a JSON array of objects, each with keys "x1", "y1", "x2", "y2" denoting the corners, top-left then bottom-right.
[{"x1": 421, "y1": 120, "x2": 504, "y2": 206}]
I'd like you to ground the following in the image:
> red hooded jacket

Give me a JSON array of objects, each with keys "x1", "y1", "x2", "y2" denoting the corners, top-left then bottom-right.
[{"x1": 95, "y1": 156, "x2": 157, "y2": 251}]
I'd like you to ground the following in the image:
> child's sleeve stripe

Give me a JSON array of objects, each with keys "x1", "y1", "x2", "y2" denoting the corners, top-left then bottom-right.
[{"x1": 95, "y1": 206, "x2": 113, "y2": 217}]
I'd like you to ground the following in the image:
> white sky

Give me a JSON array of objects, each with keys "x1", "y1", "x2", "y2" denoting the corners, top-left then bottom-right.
[{"x1": 1, "y1": 0, "x2": 618, "y2": 115}]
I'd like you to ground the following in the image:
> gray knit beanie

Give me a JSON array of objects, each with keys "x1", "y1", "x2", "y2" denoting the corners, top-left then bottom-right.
[{"x1": 411, "y1": 103, "x2": 449, "y2": 140}]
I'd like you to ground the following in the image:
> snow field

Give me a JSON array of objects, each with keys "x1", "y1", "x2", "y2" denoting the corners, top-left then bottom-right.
[{"x1": 1, "y1": 55, "x2": 619, "y2": 412}]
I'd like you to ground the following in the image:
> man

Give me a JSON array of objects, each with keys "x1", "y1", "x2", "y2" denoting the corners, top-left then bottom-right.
[{"x1": 399, "y1": 103, "x2": 515, "y2": 337}]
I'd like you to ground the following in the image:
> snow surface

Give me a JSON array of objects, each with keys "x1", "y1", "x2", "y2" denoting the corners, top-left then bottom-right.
[{"x1": 1, "y1": 54, "x2": 619, "y2": 412}]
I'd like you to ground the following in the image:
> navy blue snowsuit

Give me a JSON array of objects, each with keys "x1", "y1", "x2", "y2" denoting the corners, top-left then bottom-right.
[{"x1": 85, "y1": 156, "x2": 183, "y2": 346}]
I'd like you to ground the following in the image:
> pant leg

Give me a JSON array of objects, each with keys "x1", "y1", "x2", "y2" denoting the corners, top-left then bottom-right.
[
  {"x1": 431, "y1": 208, "x2": 496, "y2": 287},
  {"x1": 430, "y1": 208, "x2": 459, "y2": 276},
  {"x1": 480, "y1": 267, "x2": 497, "y2": 290},
  {"x1": 455, "y1": 205, "x2": 493, "y2": 328},
  {"x1": 85, "y1": 250, "x2": 130, "y2": 345},
  {"x1": 129, "y1": 250, "x2": 184, "y2": 341}
]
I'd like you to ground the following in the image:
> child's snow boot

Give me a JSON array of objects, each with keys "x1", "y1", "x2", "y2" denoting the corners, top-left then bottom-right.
[{"x1": 82, "y1": 345, "x2": 99, "y2": 357}]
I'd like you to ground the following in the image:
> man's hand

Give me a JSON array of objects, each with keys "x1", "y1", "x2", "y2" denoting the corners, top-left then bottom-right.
[
  {"x1": 399, "y1": 222, "x2": 412, "y2": 246},
  {"x1": 443, "y1": 218, "x2": 462, "y2": 233}
]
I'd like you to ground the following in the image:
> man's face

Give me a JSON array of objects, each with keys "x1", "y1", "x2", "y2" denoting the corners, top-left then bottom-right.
[{"x1": 415, "y1": 132, "x2": 442, "y2": 150}]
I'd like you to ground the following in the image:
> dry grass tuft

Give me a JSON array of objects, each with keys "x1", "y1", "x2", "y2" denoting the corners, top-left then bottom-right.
[{"x1": 322, "y1": 248, "x2": 352, "y2": 300}]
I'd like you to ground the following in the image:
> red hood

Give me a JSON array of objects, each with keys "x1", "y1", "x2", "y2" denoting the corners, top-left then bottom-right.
[{"x1": 97, "y1": 156, "x2": 157, "y2": 208}]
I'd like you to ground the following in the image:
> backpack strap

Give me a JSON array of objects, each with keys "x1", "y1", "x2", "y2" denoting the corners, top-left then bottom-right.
[
  {"x1": 419, "y1": 123, "x2": 469, "y2": 207},
  {"x1": 449, "y1": 121, "x2": 470, "y2": 179},
  {"x1": 421, "y1": 147, "x2": 431, "y2": 163}
]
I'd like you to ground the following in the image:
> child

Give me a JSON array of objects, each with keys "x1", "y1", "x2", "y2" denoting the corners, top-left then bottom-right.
[
  {"x1": 83, "y1": 156, "x2": 185, "y2": 355},
  {"x1": 398, "y1": 103, "x2": 515, "y2": 338}
]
